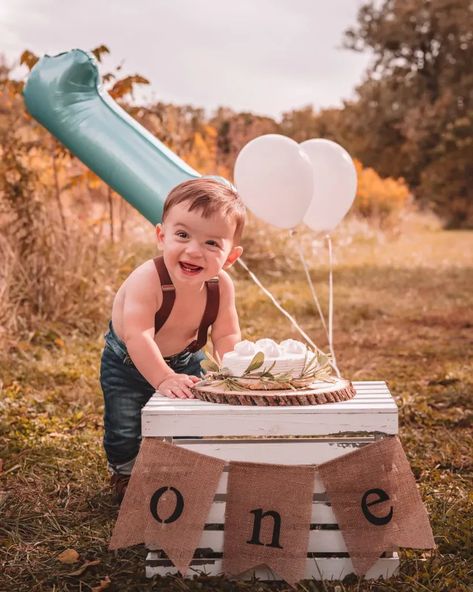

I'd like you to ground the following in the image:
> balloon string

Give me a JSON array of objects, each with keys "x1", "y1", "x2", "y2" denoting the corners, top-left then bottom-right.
[
  {"x1": 291, "y1": 232, "x2": 330, "y2": 344},
  {"x1": 326, "y1": 235, "x2": 340, "y2": 376},
  {"x1": 235, "y1": 258, "x2": 333, "y2": 364}
]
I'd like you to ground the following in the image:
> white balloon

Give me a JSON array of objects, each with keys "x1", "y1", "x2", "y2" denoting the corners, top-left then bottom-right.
[
  {"x1": 234, "y1": 134, "x2": 314, "y2": 229},
  {"x1": 300, "y1": 139, "x2": 357, "y2": 233}
]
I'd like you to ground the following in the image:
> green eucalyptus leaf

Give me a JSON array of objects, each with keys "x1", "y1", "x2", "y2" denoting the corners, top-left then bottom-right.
[{"x1": 243, "y1": 351, "x2": 265, "y2": 375}]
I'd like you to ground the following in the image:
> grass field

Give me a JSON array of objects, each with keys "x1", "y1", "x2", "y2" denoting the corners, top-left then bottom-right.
[{"x1": 1, "y1": 229, "x2": 472, "y2": 591}]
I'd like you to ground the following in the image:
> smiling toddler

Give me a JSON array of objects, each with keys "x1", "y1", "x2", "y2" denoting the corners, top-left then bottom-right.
[{"x1": 99, "y1": 178, "x2": 246, "y2": 501}]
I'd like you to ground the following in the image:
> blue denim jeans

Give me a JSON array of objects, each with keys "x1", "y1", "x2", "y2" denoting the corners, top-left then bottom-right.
[{"x1": 100, "y1": 322, "x2": 205, "y2": 475}]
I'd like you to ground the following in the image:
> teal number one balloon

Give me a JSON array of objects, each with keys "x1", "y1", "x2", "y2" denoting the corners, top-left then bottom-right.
[{"x1": 23, "y1": 49, "x2": 200, "y2": 225}]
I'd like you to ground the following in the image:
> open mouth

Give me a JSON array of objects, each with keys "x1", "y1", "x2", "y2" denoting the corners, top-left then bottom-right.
[{"x1": 179, "y1": 261, "x2": 204, "y2": 275}]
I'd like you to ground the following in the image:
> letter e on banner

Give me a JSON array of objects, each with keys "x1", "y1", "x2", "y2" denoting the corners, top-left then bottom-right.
[
  {"x1": 317, "y1": 436, "x2": 435, "y2": 576},
  {"x1": 361, "y1": 488, "x2": 393, "y2": 526}
]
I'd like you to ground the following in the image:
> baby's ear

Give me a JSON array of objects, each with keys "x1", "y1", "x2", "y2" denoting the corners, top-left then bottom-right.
[
  {"x1": 156, "y1": 223, "x2": 165, "y2": 249},
  {"x1": 223, "y1": 246, "x2": 243, "y2": 269}
]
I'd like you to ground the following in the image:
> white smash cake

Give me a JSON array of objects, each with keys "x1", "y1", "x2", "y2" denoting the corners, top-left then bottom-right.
[
  {"x1": 196, "y1": 338, "x2": 354, "y2": 403},
  {"x1": 221, "y1": 338, "x2": 316, "y2": 379}
]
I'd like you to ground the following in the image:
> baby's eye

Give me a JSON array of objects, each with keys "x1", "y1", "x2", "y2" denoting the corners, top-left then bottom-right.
[
  {"x1": 176, "y1": 231, "x2": 189, "y2": 239},
  {"x1": 206, "y1": 240, "x2": 220, "y2": 248}
]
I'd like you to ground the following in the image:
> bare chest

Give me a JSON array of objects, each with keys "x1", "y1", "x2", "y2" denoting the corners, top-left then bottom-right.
[{"x1": 154, "y1": 290, "x2": 207, "y2": 355}]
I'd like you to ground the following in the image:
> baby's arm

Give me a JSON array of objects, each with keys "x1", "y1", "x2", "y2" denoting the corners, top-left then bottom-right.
[
  {"x1": 122, "y1": 265, "x2": 198, "y2": 398},
  {"x1": 210, "y1": 271, "x2": 241, "y2": 363}
]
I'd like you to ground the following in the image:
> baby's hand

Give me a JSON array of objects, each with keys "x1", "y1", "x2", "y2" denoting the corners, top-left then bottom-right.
[{"x1": 157, "y1": 373, "x2": 201, "y2": 399}]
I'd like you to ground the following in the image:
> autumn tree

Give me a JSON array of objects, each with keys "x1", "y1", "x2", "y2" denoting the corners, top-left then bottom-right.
[
  {"x1": 279, "y1": 106, "x2": 347, "y2": 145},
  {"x1": 342, "y1": 0, "x2": 473, "y2": 227},
  {"x1": 210, "y1": 108, "x2": 279, "y2": 180}
]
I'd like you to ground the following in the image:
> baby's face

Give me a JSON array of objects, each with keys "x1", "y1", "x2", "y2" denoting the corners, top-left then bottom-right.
[{"x1": 156, "y1": 202, "x2": 242, "y2": 284}]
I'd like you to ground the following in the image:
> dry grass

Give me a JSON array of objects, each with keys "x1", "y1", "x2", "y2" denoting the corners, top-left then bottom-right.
[{"x1": 1, "y1": 228, "x2": 472, "y2": 591}]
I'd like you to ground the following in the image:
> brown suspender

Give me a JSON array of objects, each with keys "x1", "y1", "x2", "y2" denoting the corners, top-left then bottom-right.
[
  {"x1": 154, "y1": 256, "x2": 176, "y2": 335},
  {"x1": 153, "y1": 256, "x2": 220, "y2": 353},
  {"x1": 193, "y1": 277, "x2": 219, "y2": 351}
]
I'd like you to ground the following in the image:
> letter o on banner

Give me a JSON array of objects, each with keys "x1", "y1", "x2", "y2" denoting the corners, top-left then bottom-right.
[{"x1": 150, "y1": 486, "x2": 185, "y2": 524}]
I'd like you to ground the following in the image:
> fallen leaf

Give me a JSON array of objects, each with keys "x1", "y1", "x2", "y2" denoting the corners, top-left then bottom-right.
[
  {"x1": 68, "y1": 559, "x2": 101, "y2": 576},
  {"x1": 92, "y1": 576, "x2": 111, "y2": 591},
  {"x1": 57, "y1": 548, "x2": 80, "y2": 564},
  {"x1": 0, "y1": 459, "x2": 3, "y2": 474}
]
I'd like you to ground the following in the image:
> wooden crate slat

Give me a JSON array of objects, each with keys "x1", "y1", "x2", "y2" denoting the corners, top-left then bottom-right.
[
  {"x1": 143, "y1": 402, "x2": 397, "y2": 413},
  {"x1": 145, "y1": 554, "x2": 400, "y2": 580},
  {"x1": 171, "y1": 439, "x2": 389, "y2": 464},
  {"x1": 149, "y1": 385, "x2": 393, "y2": 402},
  {"x1": 143, "y1": 411, "x2": 398, "y2": 437},
  {"x1": 203, "y1": 435, "x2": 381, "y2": 443},
  {"x1": 144, "y1": 397, "x2": 395, "y2": 410},
  {"x1": 142, "y1": 399, "x2": 397, "y2": 412},
  {"x1": 143, "y1": 401, "x2": 398, "y2": 413},
  {"x1": 354, "y1": 381, "x2": 390, "y2": 385}
]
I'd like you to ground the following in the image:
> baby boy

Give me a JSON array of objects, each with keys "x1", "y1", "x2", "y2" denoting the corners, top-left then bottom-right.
[{"x1": 100, "y1": 178, "x2": 246, "y2": 501}]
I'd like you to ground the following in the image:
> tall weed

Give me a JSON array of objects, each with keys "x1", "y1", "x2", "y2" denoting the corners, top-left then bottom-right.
[{"x1": 0, "y1": 144, "x2": 132, "y2": 345}]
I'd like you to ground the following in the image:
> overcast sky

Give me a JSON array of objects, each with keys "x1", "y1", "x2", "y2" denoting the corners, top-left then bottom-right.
[{"x1": 1, "y1": 0, "x2": 372, "y2": 119}]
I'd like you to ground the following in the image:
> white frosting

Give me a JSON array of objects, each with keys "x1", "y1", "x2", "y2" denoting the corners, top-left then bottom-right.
[
  {"x1": 255, "y1": 338, "x2": 280, "y2": 356},
  {"x1": 280, "y1": 339, "x2": 307, "y2": 354},
  {"x1": 234, "y1": 340, "x2": 256, "y2": 356},
  {"x1": 222, "y1": 339, "x2": 314, "y2": 378},
  {"x1": 255, "y1": 338, "x2": 280, "y2": 358}
]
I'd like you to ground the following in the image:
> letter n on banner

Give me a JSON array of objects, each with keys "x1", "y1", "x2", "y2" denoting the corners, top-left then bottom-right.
[
  {"x1": 110, "y1": 439, "x2": 225, "y2": 575},
  {"x1": 317, "y1": 436, "x2": 435, "y2": 576},
  {"x1": 223, "y1": 462, "x2": 315, "y2": 585}
]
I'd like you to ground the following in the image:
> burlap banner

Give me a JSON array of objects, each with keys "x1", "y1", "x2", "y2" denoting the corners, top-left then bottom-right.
[
  {"x1": 109, "y1": 436, "x2": 434, "y2": 583},
  {"x1": 317, "y1": 435, "x2": 435, "y2": 576},
  {"x1": 109, "y1": 439, "x2": 225, "y2": 574},
  {"x1": 223, "y1": 462, "x2": 315, "y2": 584}
]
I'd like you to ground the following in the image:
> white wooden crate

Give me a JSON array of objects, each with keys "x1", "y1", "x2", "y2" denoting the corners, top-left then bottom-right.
[{"x1": 142, "y1": 381, "x2": 399, "y2": 581}]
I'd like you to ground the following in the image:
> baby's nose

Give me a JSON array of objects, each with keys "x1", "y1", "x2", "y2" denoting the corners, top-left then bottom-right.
[{"x1": 185, "y1": 242, "x2": 203, "y2": 257}]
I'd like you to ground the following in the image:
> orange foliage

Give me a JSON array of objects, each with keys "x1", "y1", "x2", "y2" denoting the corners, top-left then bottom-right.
[
  {"x1": 186, "y1": 125, "x2": 218, "y2": 173},
  {"x1": 353, "y1": 159, "x2": 411, "y2": 222}
]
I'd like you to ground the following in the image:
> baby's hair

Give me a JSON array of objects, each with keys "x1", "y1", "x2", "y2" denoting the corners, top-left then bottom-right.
[{"x1": 163, "y1": 178, "x2": 246, "y2": 243}]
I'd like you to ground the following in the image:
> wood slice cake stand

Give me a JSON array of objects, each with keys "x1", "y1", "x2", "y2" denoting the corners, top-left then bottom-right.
[{"x1": 190, "y1": 378, "x2": 356, "y2": 406}]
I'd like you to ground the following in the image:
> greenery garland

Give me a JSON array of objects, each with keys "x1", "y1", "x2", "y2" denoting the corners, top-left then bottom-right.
[{"x1": 199, "y1": 349, "x2": 336, "y2": 391}]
